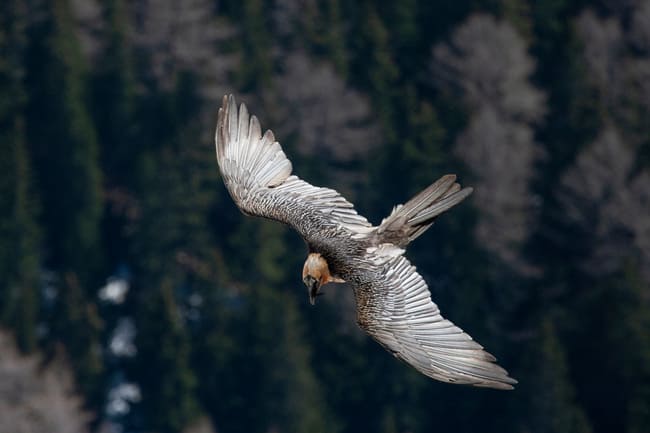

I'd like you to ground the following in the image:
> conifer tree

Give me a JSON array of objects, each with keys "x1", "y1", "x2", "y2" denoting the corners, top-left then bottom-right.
[
  {"x1": 0, "y1": 0, "x2": 40, "y2": 354},
  {"x1": 128, "y1": 155, "x2": 203, "y2": 431},
  {"x1": 21, "y1": 0, "x2": 108, "y2": 412},
  {"x1": 25, "y1": 0, "x2": 103, "y2": 279},
  {"x1": 135, "y1": 280, "x2": 199, "y2": 433},
  {"x1": 248, "y1": 283, "x2": 337, "y2": 433},
  {"x1": 92, "y1": 0, "x2": 136, "y2": 186},
  {"x1": 0, "y1": 135, "x2": 41, "y2": 354},
  {"x1": 516, "y1": 318, "x2": 592, "y2": 433},
  {"x1": 565, "y1": 266, "x2": 650, "y2": 433},
  {"x1": 128, "y1": 77, "x2": 216, "y2": 431},
  {"x1": 239, "y1": 0, "x2": 273, "y2": 89},
  {"x1": 323, "y1": 0, "x2": 348, "y2": 76},
  {"x1": 353, "y1": 3, "x2": 398, "y2": 138}
]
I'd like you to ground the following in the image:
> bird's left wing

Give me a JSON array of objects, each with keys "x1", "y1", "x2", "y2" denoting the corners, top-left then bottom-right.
[
  {"x1": 355, "y1": 253, "x2": 517, "y2": 390},
  {"x1": 215, "y1": 95, "x2": 372, "y2": 237}
]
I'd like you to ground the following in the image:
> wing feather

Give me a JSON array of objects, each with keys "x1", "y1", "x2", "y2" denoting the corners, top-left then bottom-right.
[
  {"x1": 215, "y1": 95, "x2": 371, "y2": 236},
  {"x1": 355, "y1": 254, "x2": 517, "y2": 390}
]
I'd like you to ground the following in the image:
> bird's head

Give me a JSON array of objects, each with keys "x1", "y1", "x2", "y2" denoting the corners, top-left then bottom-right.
[{"x1": 302, "y1": 253, "x2": 330, "y2": 305}]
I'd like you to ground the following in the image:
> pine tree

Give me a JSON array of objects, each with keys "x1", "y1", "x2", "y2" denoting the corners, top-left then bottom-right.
[
  {"x1": 565, "y1": 265, "x2": 650, "y2": 433},
  {"x1": 0, "y1": 129, "x2": 40, "y2": 354},
  {"x1": 271, "y1": 0, "x2": 348, "y2": 76},
  {"x1": 127, "y1": 76, "x2": 216, "y2": 431},
  {"x1": 25, "y1": 0, "x2": 103, "y2": 279},
  {"x1": 134, "y1": 280, "x2": 199, "y2": 433},
  {"x1": 515, "y1": 318, "x2": 592, "y2": 433},
  {"x1": 249, "y1": 284, "x2": 337, "y2": 433},
  {"x1": 387, "y1": 0, "x2": 419, "y2": 76},
  {"x1": 238, "y1": 0, "x2": 273, "y2": 90},
  {"x1": 0, "y1": 0, "x2": 40, "y2": 354},
  {"x1": 92, "y1": 0, "x2": 136, "y2": 186},
  {"x1": 323, "y1": 0, "x2": 348, "y2": 76},
  {"x1": 352, "y1": 2, "x2": 398, "y2": 138},
  {"x1": 21, "y1": 0, "x2": 107, "y2": 412},
  {"x1": 615, "y1": 266, "x2": 650, "y2": 433}
]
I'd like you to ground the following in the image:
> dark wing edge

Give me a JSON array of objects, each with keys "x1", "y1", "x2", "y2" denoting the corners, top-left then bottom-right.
[
  {"x1": 215, "y1": 94, "x2": 372, "y2": 234},
  {"x1": 355, "y1": 254, "x2": 517, "y2": 390}
]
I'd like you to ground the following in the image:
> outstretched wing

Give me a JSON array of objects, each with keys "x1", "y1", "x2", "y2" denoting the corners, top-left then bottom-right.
[
  {"x1": 215, "y1": 95, "x2": 372, "y2": 238},
  {"x1": 355, "y1": 254, "x2": 517, "y2": 389}
]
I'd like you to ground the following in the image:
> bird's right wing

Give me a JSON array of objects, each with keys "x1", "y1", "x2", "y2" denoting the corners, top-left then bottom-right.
[
  {"x1": 355, "y1": 254, "x2": 517, "y2": 389},
  {"x1": 215, "y1": 95, "x2": 373, "y2": 238}
]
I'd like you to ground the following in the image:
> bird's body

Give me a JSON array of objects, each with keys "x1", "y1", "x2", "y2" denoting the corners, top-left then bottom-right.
[{"x1": 215, "y1": 94, "x2": 517, "y2": 390}]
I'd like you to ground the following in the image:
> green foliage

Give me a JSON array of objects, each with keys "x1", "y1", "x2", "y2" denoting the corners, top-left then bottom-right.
[
  {"x1": 565, "y1": 265, "x2": 650, "y2": 433},
  {"x1": 249, "y1": 286, "x2": 338, "y2": 433},
  {"x1": 516, "y1": 318, "x2": 592, "y2": 433},
  {"x1": 0, "y1": 132, "x2": 40, "y2": 354},
  {"x1": 127, "y1": 75, "x2": 218, "y2": 432},
  {"x1": 25, "y1": 0, "x2": 103, "y2": 278},
  {"x1": 237, "y1": 0, "x2": 273, "y2": 90},
  {"x1": 322, "y1": 0, "x2": 348, "y2": 75},
  {"x1": 0, "y1": 0, "x2": 40, "y2": 354},
  {"x1": 92, "y1": 0, "x2": 137, "y2": 186},
  {"x1": 135, "y1": 281, "x2": 200, "y2": 433},
  {"x1": 354, "y1": 3, "x2": 399, "y2": 134}
]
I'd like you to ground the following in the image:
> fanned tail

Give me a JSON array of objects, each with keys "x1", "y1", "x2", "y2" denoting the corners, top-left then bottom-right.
[{"x1": 377, "y1": 175, "x2": 473, "y2": 246}]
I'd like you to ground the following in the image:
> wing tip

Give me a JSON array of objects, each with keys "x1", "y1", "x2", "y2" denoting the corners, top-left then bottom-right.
[
  {"x1": 490, "y1": 375, "x2": 518, "y2": 390},
  {"x1": 215, "y1": 93, "x2": 294, "y2": 190},
  {"x1": 437, "y1": 366, "x2": 518, "y2": 390}
]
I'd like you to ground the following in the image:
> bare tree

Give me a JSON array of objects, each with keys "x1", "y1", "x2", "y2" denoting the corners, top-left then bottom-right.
[
  {"x1": 0, "y1": 330, "x2": 91, "y2": 433},
  {"x1": 577, "y1": 5, "x2": 650, "y2": 132},
  {"x1": 432, "y1": 14, "x2": 546, "y2": 273},
  {"x1": 275, "y1": 51, "x2": 378, "y2": 163},
  {"x1": 432, "y1": 14, "x2": 545, "y2": 121},
  {"x1": 575, "y1": 10, "x2": 625, "y2": 108},
  {"x1": 70, "y1": 0, "x2": 104, "y2": 61},
  {"x1": 455, "y1": 107, "x2": 541, "y2": 270},
  {"x1": 559, "y1": 127, "x2": 650, "y2": 282},
  {"x1": 567, "y1": 5, "x2": 650, "y2": 283},
  {"x1": 129, "y1": 0, "x2": 238, "y2": 99}
]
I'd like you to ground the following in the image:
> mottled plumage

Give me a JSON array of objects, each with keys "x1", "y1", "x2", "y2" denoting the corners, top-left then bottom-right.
[{"x1": 215, "y1": 94, "x2": 517, "y2": 390}]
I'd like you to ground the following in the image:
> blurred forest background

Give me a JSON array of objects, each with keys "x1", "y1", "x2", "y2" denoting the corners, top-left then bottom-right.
[{"x1": 1, "y1": 0, "x2": 649, "y2": 432}]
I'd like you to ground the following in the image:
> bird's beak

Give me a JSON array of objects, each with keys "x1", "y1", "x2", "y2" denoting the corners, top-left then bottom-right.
[{"x1": 303, "y1": 275, "x2": 321, "y2": 305}]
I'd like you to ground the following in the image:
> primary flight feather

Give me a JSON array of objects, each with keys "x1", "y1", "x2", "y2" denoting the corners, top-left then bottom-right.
[{"x1": 215, "y1": 94, "x2": 517, "y2": 390}]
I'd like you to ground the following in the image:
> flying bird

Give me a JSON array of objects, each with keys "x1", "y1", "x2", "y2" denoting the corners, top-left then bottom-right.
[{"x1": 215, "y1": 95, "x2": 517, "y2": 390}]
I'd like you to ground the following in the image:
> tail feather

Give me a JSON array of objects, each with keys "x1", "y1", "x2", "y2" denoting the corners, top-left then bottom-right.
[
  {"x1": 377, "y1": 175, "x2": 473, "y2": 246},
  {"x1": 409, "y1": 187, "x2": 473, "y2": 225},
  {"x1": 397, "y1": 175, "x2": 458, "y2": 220}
]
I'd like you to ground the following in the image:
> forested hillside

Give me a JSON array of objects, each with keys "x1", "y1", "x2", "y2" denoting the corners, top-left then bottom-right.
[{"x1": 1, "y1": 1, "x2": 649, "y2": 432}]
